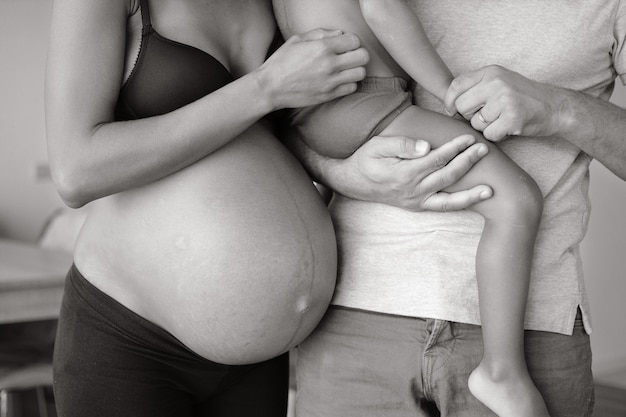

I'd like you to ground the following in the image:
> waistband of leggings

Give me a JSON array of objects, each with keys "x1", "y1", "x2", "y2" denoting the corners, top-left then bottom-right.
[
  {"x1": 356, "y1": 76, "x2": 409, "y2": 93},
  {"x1": 65, "y1": 263, "x2": 218, "y2": 364}
]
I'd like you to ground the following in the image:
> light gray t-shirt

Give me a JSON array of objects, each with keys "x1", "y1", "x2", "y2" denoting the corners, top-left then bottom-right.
[{"x1": 329, "y1": 0, "x2": 626, "y2": 335}]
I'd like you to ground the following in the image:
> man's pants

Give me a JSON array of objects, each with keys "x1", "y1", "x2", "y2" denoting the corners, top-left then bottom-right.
[{"x1": 295, "y1": 307, "x2": 593, "y2": 417}]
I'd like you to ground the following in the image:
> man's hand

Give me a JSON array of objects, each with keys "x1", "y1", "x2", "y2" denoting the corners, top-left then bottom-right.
[
  {"x1": 443, "y1": 65, "x2": 563, "y2": 142},
  {"x1": 329, "y1": 134, "x2": 492, "y2": 211}
]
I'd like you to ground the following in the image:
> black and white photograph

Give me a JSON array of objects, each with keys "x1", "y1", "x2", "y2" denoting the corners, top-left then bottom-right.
[{"x1": 1, "y1": 1, "x2": 626, "y2": 416}]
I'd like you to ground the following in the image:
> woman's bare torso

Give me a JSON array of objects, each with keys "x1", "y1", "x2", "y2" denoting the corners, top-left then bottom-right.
[{"x1": 73, "y1": 0, "x2": 337, "y2": 365}]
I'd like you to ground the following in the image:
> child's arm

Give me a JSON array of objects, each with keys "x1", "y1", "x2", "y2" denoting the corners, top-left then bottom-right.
[{"x1": 359, "y1": 0, "x2": 453, "y2": 101}]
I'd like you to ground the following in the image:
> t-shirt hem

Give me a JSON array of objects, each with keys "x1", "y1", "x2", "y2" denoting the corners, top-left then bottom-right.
[{"x1": 329, "y1": 300, "x2": 593, "y2": 336}]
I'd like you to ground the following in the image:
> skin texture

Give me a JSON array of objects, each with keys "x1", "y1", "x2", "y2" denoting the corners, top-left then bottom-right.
[
  {"x1": 47, "y1": 0, "x2": 492, "y2": 365},
  {"x1": 46, "y1": 0, "x2": 371, "y2": 364}
]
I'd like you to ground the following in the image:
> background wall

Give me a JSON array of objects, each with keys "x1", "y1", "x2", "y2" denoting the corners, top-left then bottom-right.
[
  {"x1": 582, "y1": 83, "x2": 626, "y2": 376},
  {"x1": 0, "y1": 0, "x2": 61, "y2": 241},
  {"x1": 1, "y1": 0, "x2": 625, "y2": 376}
]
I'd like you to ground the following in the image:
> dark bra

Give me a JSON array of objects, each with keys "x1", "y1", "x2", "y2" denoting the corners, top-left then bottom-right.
[{"x1": 114, "y1": 0, "x2": 234, "y2": 121}]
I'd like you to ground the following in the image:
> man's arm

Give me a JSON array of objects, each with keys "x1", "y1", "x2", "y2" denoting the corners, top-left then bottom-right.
[
  {"x1": 444, "y1": 65, "x2": 626, "y2": 180},
  {"x1": 556, "y1": 87, "x2": 626, "y2": 180},
  {"x1": 283, "y1": 129, "x2": 492, "y2": 212}
]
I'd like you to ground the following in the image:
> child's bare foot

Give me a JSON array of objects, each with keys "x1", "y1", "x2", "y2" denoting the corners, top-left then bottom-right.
[{"x1": 468, "y1": 363, "x2": 551, "y2": 417}]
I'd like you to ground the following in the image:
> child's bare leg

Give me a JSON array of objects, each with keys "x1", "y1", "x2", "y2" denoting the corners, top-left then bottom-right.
[
  {"x1": 380, "y1": 105, "x2": 550, "y2": 417},
  {"x1": 468, "y1": 217, "x2": 548, "y2": 417}
]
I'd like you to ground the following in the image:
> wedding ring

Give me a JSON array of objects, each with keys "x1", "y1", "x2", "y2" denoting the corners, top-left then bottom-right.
[{"x1": 477, "y1": 109, "x2": 489, "y2": 125}]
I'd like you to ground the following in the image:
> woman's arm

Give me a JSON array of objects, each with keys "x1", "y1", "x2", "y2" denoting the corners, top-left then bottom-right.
[
  {"x1": 283, "y1": 129, "x2": 493, "y2": 212},
  {"x1": 45, "y1": 0, "x2": 367, "y2": 208},
  {"x1": 358, "y1": 0, "x2": 453, "y2": 100},
  {"x1": 443, "y1": 65, "x2": 626, "y2": 180}
]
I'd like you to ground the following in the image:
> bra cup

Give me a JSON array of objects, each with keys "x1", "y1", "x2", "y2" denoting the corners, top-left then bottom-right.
[{"x1": 116, "y1": 29, "x2": 232, "y2": 121}]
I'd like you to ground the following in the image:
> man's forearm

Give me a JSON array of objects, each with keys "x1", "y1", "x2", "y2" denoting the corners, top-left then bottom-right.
[
  {"x1": 285, "y1": 131, "x2": 366, "y2": 199},
  {"x1": 555, "y1": 87, "x2": 626, "y2": 180},
  {"x1": 284, "y1": 130, "x2": 335, "y2": 187}
]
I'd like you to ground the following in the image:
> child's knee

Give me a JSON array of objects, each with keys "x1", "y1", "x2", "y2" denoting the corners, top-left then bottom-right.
[
  {"x1": 484, "y1": 172, "x2": 543, "y2": 227},
  {"x1": 512, "y1": 176, "x2": 543, "y2": 226}
]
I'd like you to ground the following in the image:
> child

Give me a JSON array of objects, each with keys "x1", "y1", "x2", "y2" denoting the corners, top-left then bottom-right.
[{"x1": 274, "y1": 0, "x2": 550, "y2": 416}]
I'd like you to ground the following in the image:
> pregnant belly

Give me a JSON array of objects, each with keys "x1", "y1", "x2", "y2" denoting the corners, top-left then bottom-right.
[{"x1": 74, "y1": 125, "x2": 337, "y2": 364}]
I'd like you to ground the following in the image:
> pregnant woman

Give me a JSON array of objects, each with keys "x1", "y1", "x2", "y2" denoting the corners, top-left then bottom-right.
[{"x1": 45, "y1": 0, "x2": 368, "y2": 415}]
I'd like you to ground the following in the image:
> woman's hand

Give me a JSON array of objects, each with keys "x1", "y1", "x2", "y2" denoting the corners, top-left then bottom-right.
[
  {"x1": 256, "y1": 28, "x2": 369, "y2": 111},
  {"x1": 443, "y1": 65, "x2": 562, "y2": 142}
]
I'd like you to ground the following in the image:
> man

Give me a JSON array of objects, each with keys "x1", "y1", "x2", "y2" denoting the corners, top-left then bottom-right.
[{"x1": 286, "y1": 1, "x2": 626, "y2": 416}]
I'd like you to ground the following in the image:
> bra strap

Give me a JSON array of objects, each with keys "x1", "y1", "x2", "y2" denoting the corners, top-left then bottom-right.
[{"x1": 139, "y1": 0, "x2": 152, "y2": 29}]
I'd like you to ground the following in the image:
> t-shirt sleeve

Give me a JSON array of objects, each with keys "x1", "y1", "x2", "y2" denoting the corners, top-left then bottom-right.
[{"x1": 614, "y1": 2, "x2": 626, "y2": 83}]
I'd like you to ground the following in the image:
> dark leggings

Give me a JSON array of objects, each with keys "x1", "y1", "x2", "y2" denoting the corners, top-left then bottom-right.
[{"x1": 53, "y1": 265, "x2": 289, "y2": 417}]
